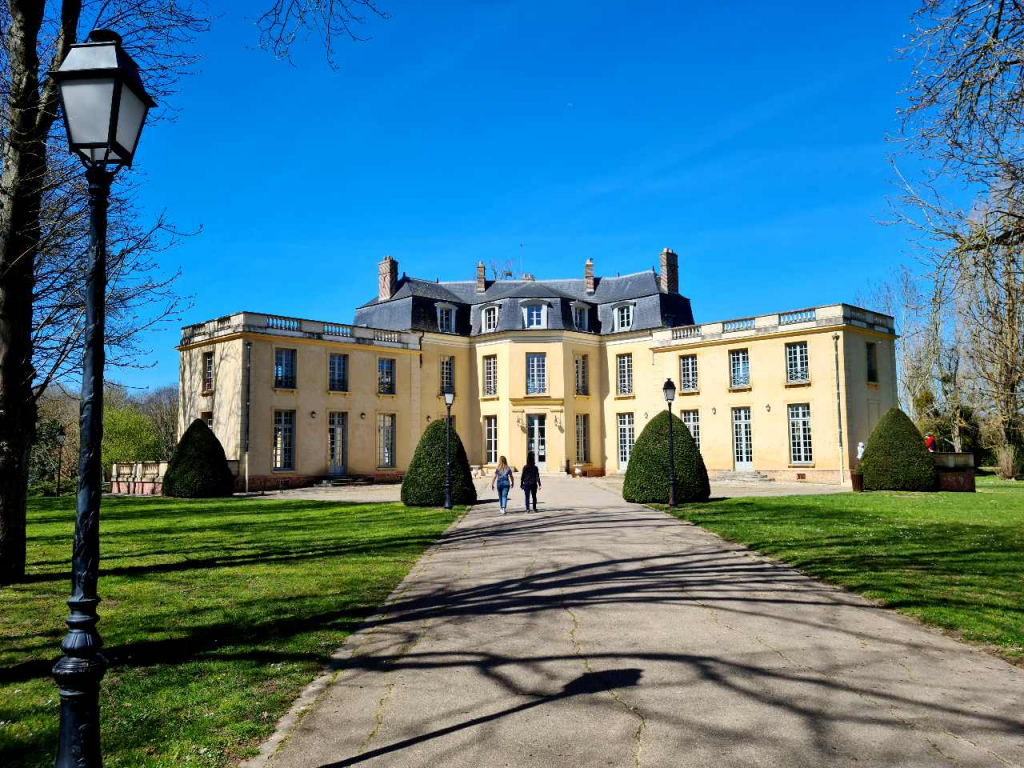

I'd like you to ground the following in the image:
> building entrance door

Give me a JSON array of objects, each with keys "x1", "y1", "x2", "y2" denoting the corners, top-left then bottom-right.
[
  {"x1": 526, "y1": 414, "x2": 547, "y2": 469},
  {"x1": 328, "y1": 412, "x2": 347, "y2": 476},
  {"x1": 732, "y1": 407, "x2": 753, "y2": 471}
]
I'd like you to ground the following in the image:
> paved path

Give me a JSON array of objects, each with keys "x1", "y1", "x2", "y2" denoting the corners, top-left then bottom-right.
[{"x1": 258, "y1": 476, "x2": 1023, "y2": 768}]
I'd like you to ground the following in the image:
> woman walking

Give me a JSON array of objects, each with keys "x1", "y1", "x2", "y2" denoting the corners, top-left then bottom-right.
[
  {"x1": 520, "y1": 452, "x2": 542, "y2": 512},
  {"x1": 491, "y1": 456, "x2": 514, "y2": 515}
]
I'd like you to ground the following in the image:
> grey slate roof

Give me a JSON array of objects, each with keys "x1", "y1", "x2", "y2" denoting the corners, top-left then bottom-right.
[{"x1": 353, "y1": 270, "x2": 695, "y2": 336}]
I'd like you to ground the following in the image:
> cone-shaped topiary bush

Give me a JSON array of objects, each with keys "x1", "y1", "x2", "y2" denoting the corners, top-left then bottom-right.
[
  {"x1": 162, "y1": 419, "x2": 235, "y2": 498},
  {"x1": 623, "y1": 410, "x2": 710, "y2": 504},
  {"x1": 401, "y1": 419, "x2": 477, "y2": 506},
  {"x1": 860, "y1": 407, "x2": 938, "y2": 491}
]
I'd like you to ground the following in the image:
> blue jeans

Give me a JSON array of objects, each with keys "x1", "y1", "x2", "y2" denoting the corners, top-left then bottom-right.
[{"x1": 496, "y1": 481, "x2": 510, "y2": 509}]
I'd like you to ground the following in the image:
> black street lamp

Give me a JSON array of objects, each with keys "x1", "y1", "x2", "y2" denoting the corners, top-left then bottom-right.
[
  {"x1": 663, "y1": 378, "x2": 677, "y2": 508},
  {"x1": 55, "y1": 427, "x2": 67, "y2": 497},
  {"x1": 49, "y1": 29, "x2": 154, "y2": 768},
  {"x1": 443, "y1": 384, "x2": 455, "y2": 510}
]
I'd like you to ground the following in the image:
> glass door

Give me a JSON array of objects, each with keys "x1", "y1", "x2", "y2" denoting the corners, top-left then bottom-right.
[
  {"x1": 732, "y1": 407, "x2": 753, "y2": 471},
  {"x1": 328, "y1": 412, "x2": 347, "y2": 476},
  {"x1": 526, "y1": 414, "x2": 546, "y2": 469}
]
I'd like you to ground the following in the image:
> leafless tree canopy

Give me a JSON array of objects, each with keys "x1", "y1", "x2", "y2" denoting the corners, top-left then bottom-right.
[{"x1": 255, "y1": 0, "x2": 388, "y2": 66}]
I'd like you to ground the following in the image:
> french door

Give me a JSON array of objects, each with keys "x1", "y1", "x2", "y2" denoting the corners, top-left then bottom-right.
[
  {"x1": 732, "y1": 407, "x2": 753, "y2": 471},
  {"x1": 328, "y1": 412, "x2": 347, "y2": 476},
  {"x1": 526, "y1": 414, "x2": 546, "y2": 469}
]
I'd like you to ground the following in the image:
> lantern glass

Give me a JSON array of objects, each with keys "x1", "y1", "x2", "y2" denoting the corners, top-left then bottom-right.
[
  {"x1": 115, "y1": 85, "x2": 148, "y2": 157},
  {"x1": 662, "y1": 378, "x2": 676, "y2": 403},
  {"x1": 60, "y1": 77, "x2": 116, "y2": 148}
]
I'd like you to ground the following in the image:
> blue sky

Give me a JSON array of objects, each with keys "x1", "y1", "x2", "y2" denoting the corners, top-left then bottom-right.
[{"x1": 120, "y1": 0, "x2": 921, "y2": 391}]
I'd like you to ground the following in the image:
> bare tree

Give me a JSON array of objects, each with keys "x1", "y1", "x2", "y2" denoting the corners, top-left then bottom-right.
[
  {"x1": 138, "y1": 384, "x2": 178, "y2": 459},
  {"x1": 0, "y1": 0, "x2": 389, "y2": 582}
]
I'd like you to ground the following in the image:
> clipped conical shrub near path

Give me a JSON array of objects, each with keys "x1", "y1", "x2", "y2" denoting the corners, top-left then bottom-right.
[
  {"x1": 623, "y1": 410, "x2": 710, "y2": 504},
  {"x1": 162, "y1": 419, "x2": 235, "y2": 498},
  {"x1": 401, "y1": 419, "x2": 477, "y2": 507},
  {"x1": 860, "y1": 407, "x2": 938, "y2": 491}
]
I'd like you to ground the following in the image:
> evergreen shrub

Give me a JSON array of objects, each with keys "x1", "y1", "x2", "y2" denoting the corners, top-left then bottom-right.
[
  {"x1": 401, "y1": 419, "x2": 477, "y2": 506},
  {"x1": 162, "y1": 419, "x2": 235, "y2": 498},
  {"x1": 623, "y1": 410, "x2": 710, "y2": 504},
  {"x1": 860, "y1": 407, "x2": 938, "y2": 491}
]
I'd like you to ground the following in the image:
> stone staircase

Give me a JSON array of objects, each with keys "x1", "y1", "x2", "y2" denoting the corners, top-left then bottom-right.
[{"x1": 710, "y1": 470, "x2": 775, "y2": 484}]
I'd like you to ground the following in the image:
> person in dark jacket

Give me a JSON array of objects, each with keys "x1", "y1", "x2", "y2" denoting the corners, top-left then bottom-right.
[{"x1": 520, "y1": 451, "x2": 542, "y2": 512}]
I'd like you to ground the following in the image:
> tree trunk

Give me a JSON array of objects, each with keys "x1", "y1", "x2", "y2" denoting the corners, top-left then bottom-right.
[{"x1": 0, "y1": 1, "x2": 47, "y2": 584}]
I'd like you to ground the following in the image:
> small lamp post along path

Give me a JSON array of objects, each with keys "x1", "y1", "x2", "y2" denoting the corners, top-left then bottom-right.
[
  {"x1": 443, "y1": 384, "x2": 455, "y2": 509},
  {"x1": 49, "y1": 28, "x2": 155, "y2": 768},
  {"x1": 55, "y1": 427, "x2": 67, "y2": 497},
  {"x1": 663, "y1": 378, "x2": 677, "y2": 508}
]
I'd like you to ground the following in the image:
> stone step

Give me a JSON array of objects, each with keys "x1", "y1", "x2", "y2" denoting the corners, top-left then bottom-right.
[{"x1": 710, "y1": 471, "x2": 775, "y2": 483}]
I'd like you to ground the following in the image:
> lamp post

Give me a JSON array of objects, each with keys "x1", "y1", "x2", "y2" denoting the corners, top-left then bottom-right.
[
  {"x1": 55, "y1": 427, "x2": 67, "y2": 497},
  {"x1": 49, "y1": 29, "x2": 154, "y2": 768},
  {"x1": 443, "y1": 384, "x2": 455, "y2": 509},
  {"x1": 663, "y1": 378, "x2": 677, "y2": 508}
]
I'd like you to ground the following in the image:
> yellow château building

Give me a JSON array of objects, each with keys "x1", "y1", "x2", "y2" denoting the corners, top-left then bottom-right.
[{"x1": 178, "y1": 249, "x2": 897, "y2": 488}]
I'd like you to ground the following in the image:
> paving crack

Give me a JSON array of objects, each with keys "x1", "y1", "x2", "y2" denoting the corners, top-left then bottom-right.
[{"x1": 561, "y1": 597, "x2": 647, "y2": 768}]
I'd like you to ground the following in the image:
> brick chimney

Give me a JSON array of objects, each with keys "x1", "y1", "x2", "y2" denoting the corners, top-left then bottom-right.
[
  {"x1": 658, "y1": 248, "x2": 678, "y2": 294},
  {"x1": 378, "y1": 255, "x2": 398, "y2": 301},
  {"x1": 476, "y1": 261, "x2": 486, "y2": 293},
  {"x1": 584, "y1": 258, "x2": 595, "y2": 294}
]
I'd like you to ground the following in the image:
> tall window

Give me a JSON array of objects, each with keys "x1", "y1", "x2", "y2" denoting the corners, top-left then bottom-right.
[
  {"x1": 328, "y1": 412, "x2": 347, "y2": 471},
  {"x1": 575, "y1": 354, "x2": 589, "y2": 395},
  {"x1": 273, "y1": 410, "x2": 295, "y2": 470},
  {"x1": 437, "y1": 306, "x2": 455, "y2": 333},
  {"x1": 378, "y1": 358, "x2": 396, "y2": 394},
  {"x1": 679, "y1": 354, "x2": 698, "y2": 392},
  {"x1": 788, "y1": 404, "x2": 813, "y2": 464},
  {"x1": 483, "y1": 307, "x2": 498, "y2": 333},
  {"x1": 616, "y1": 353, "x2": 633, "y2": 395},
  {"x1": 525, "y1": 303, "x2": 544, "y2": 328},
  {"x1": 866, "y1": 342, "x2": 879, "y2": 383},
  {"x1": 377, "y1": 413, "x2": 396, "y2": 468},
  {"x1": 201, "y1": 410, "x2": 213, "y2": 429},
  {"x1": 483, "y1": 355, "x2": 498, "y2": 396},
  {"x1": 275, "y1": 349, "x2": 296, "y2": 389},
  {"x1": 202, "y1": 351, "x2": 214, "y2": 392},
  {"x1": 614, "y1": 304, "x2": 634, "y2": 332},
  {"x1": 729, "y1": 349, "x2": 750, "y2": 388},
  {"x1": 329, "y1": 353, "x2": 349, "y2": 392},
  {"x1": 573, "y1": 306, "x2": 588, "y2": 331},
  {"x1": 484, "y1": 416, "x2": 498, "y2": 464},
  {"x1": 575, "y1": 414, "x2": 590, "y2": 463},
  {"x1": 440, "y1": 356, "x2": 455, "y2": 395},
  {"x1": 526, "y1": 353, "x2": 546, "y2": 394},
  {"x1": 617, "y1": 413, "x2": 635, "y2": 467},
  {"x1": 681, "y1": 409, "x2": 700, "y2": 449},
  {"x1": 786, "y1": 342, "x2": 809, "y2": 383}
]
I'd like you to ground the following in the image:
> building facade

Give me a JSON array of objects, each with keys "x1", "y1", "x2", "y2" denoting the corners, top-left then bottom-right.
[{"x1": 178, "y1": 250, "x2": 897, "y2": 487}]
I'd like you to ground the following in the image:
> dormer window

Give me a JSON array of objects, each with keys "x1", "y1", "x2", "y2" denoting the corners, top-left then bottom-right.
[
  {"x1": 571, "y1": 302, "x2": 589, "y2": 332},
  {"x1": 613, "y1": 303, "x2": 635, "y2": 332},
  {"x1": 522, "y1": 300, "x2": 547, "y2": 329},
  {"x1": 483, "y1": 306, "x2": 498, "y2": 333},
  {"x1": 436, "y1": 303, "x2": 456, "y2": 333}
]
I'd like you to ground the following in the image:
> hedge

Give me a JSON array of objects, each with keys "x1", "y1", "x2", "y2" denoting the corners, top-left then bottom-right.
[
  {"x1": 623, "y1": 410, "x2": 710, "y2": 504},
  {"x1": 162, "y1": 419, "x2": 235, "y2": 498},
  {"x1": 401, "y1": 419, "x2": 477, "y2": 506},
  {"x1": 860, "y1": 407, "x2": 938, "y2": 491}
]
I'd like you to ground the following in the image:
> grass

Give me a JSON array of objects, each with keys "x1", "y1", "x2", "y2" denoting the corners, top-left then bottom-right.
[
  {"x1": 0, "y1": 495, "x2": 461, "y2": 767},
  {"x1": 663, "y1": 475, "x2": 1024, "y2": 664}
]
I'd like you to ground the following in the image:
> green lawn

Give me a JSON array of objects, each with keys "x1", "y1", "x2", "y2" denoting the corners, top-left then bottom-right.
[
  {"x1": 0, "y1": 495, "x2": 461, "y2": 767},
  {"x1": 664, "y1": 476, "x2": 1024, "y2": 664}
]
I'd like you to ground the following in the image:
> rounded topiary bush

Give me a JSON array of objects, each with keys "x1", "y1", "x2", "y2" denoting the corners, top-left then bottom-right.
[
  {"x1": 162, "y1": 419, "x2": 235, "y2": 498},
  {"x1": 623, "y1": 410, "x2": 710, "y2": 504},
  {"x1": 401, "y1": 419, "x2": 477, "y2": 507},
  {"x1": 860, "y1": 407, "x2": 938, "y2": 491}
]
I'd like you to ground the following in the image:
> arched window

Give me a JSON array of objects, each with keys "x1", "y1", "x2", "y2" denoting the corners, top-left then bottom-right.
[{"x1": 483, "y1": 306, "x2": 498, "y2": 333}]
